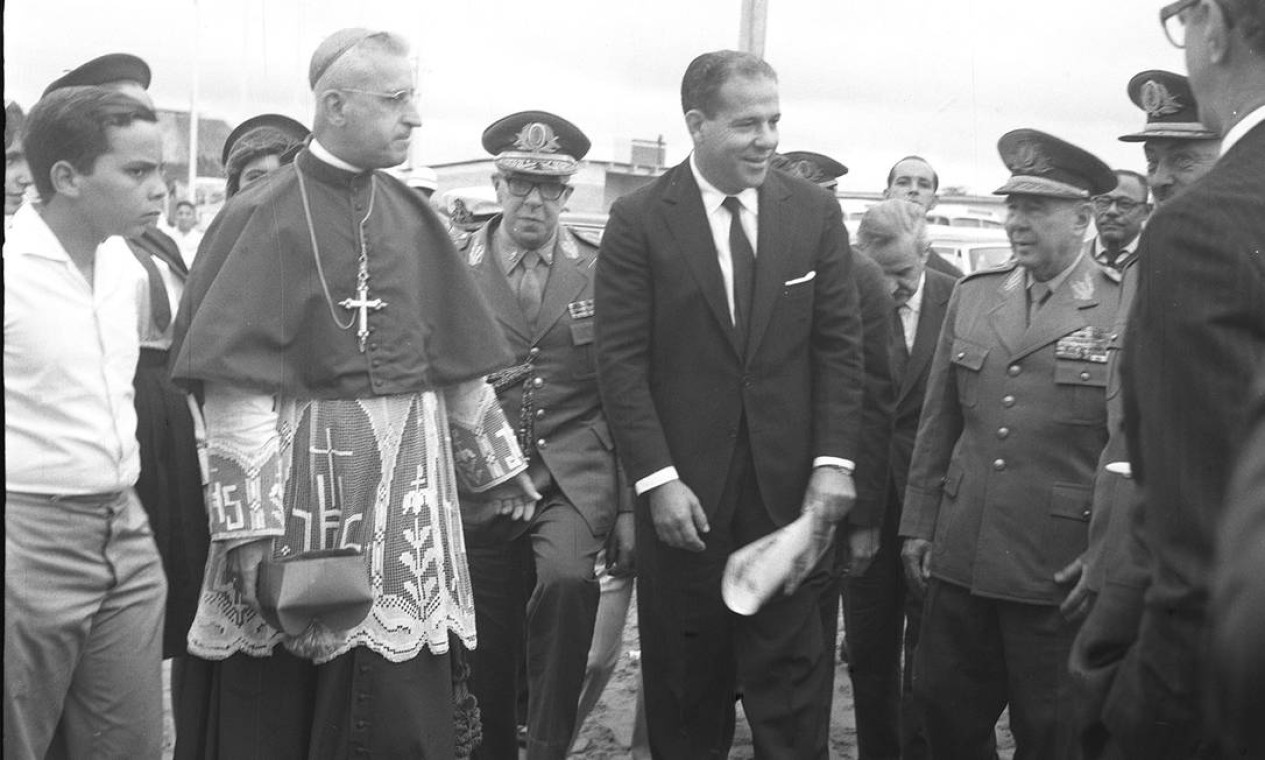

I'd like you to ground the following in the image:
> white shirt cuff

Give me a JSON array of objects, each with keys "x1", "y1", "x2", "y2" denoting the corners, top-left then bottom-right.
[
  {"x1": 635, "y1": 467, "x2": 680, "y2": 495},
  {"x1": 813, "y1": 457, "x2": 855, "y2": 474}
]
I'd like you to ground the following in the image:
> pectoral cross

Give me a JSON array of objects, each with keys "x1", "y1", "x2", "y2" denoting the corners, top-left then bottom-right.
[{"x1": 340, "y1": 281, "x2": 387, "y2": 352}]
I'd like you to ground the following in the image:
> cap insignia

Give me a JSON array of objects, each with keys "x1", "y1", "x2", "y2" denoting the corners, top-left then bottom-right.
[
  {"x1": 1140, "y1": 80, "x2": 1182, "y2": 117},
  {"x1": 514, "y1": 122, "x2": 561, "y2": 154},
  {"x1": 790, "y1": 159, "x2": 818, "y2": 181},
  {"x1": 1012, "y1": 141, "x2": 1053, "y2": 174}
]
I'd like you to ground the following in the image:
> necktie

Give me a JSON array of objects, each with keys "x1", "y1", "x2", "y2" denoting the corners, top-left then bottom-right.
[
  {"x1": 723, "y1": 196, "x2": 756, "y2": 349},
  {"x1": 891, "y1": 304, "x2": 910, "y2": 381},
  {"x1": 517, "y1": 250, "x2": 546, "y2": 326},
  {"x1": 1028, "y1": 281, "x2": 1051, "y2": 326},
  {"x1": 129, "y1": 243, "x2": 172, "y2": 332}
]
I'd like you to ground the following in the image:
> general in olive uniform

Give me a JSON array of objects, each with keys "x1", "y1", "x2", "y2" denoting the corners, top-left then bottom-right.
[
  {"x1": 459, "y1": 111, "x2": 627, "y2": 760},
  {"x1": 899, "y1": 129, "x2": 1119, "y2": 760}
]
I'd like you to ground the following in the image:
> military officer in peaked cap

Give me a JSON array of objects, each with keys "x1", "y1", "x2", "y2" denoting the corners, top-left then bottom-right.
[
  {"x1": 1069, "y1": 70, "x2": 1222, "y2": 758},
  {"x1": 899, "y1": 129, "x2": 1119, "y2": 760},
  {"x1": 772, "y1": 150, "x2": 848, "y2": 190},
  {"x1": 458, "y1": 110, "x2": 631, "y2": 760}
]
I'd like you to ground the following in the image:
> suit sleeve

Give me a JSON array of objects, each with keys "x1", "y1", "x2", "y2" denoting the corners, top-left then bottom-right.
[
  {"x1": 595, "y1": 197, "x2": 675, "y2": 484},
  {"x1": 849, "y1": 257, "x2": 896, "y2": 528},
  {"x1": 809, "y1": 196, "x2": 865, "y2": 464},
  {"x1": 899, "y1": 284, "x2": 965, "y2": 540}
]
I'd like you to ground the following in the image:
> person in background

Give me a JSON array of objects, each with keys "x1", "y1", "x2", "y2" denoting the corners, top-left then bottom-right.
[
  {"x1": 5, "y1": 85, "x2": 169, "y2": 760},
  {"x1": 1087, "y1": 170, "x2": 1150, "y2": 273},
  {"x1": 882, "y1": 155, "x2": 963, "y2": 279},
  {"x1": 5, "y1": 100, "x2": 33, "y2": 226},
  {"x1": 170, "y1": 200, "x2": 203, "y2": 268},
  {"x1": 169, "y1": 29, "x2": 538, "y2": 760},
  {"x1": 900, "y1": 129, "x2": 1118, "y2": 760},
  {"x1": 1119, "y1": 69, "x2": 1223, "y2": 205},
  {"x1": 221, "y1": 113, "x2": 310, "y2": 198}
]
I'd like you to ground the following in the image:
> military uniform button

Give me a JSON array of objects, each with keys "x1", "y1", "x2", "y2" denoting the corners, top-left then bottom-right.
[
  {"x1": 993, "y1": 458, "x2": 1006, "y2": 471},
  {"x1": 1079, "y1": 371, "x2": 1091, "y2": 381},
  {"x1": 535, "y1": 409, "x2": 545, "y2": 419},
  {"x1": 1082, "y1": 509, "x2": 1092, "y2": 518},
  {"x1": 529, "y1": 347, "x2": 541, "y2": 357},
  {"x1": 1002, "y1": 395, "x2": 1015, "y2": 407},
  {"x1": 533, "y1": 377, "x2": 544, "y2": 388},
  {"x1": 1007, "y1": 364, "x2": 1021, "y2": 377},
  {"x1": 536, "y1": 438, "x2": 547, "y2": 449},
  {"x1": 371, "y1": 359, "x2": 380, "y2": 368},
  {"x1": 956, "y1": 351, "x2": 966, "y2": 360},
  {"x1": 997, "y1": 427, "x2": 1010, "y2": 439}
]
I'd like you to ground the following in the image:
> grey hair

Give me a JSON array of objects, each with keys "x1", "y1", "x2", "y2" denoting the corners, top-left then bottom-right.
[
  {"x1": 315, "y1": 31, "x2": 410, "y2": 93},
  {"x1": 855, "y1": 199, "x2": 929, "y2": 256}
]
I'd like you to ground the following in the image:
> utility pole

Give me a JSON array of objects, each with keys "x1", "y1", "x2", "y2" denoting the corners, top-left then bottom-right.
[
  {"x1": 738, "y1": 0, "x2": 769, "y2": 58},
  {"x1": 187, "y1": 0, "x2": 200, "y2": 203}
]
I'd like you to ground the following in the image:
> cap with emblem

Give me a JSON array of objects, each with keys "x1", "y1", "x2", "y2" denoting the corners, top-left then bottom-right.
[
  {"x1": 1118, "y1": 70, "x2": 1217, "y2": 142},
  {"x1": 309, "y1": 28, "x2": 377, "y2": 89},
  {"x1": 993, "y1": 129, "x2": 1116, "y2": 199},
  {"x1": 43, "y1": 53, "x2": 151, "y2": 96},
  {"x1": 772, "y1": 151, "x2": 848, "y2": 190},
  {"x1": 222, "y1": 114, "x2": 309, "y2": 168},
  {"x1": 482, "y1": 111, "x2": 591, "y2": 177}
]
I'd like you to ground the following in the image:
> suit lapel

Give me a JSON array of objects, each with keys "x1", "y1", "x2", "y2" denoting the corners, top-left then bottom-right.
[
  {"x1": 1013, "y1": 255, "x2": 1099, "y2": 362},
  {"x1": 986, "y1": 266, "x2": 1028, "y2": 357},
  {"x1": 532, "y1": 228, "x2": 589, "y2": 341},
  {"x1": 746, "y1": 173, "x2": 796, "y2": 360},
  {"x1": 470, "y1": 221, "x2": 533, "y2": 343},
  {"x1": 899, "y1": 272, "x2": 951, "y2": 404},
  {"x1": 660, "y1": 163, "x2": 742, "y2": 355}
]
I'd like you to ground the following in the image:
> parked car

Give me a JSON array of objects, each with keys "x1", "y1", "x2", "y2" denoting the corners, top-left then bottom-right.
[{"x1": 926, "y1": 226, "x2": 1013, "y2": 274}]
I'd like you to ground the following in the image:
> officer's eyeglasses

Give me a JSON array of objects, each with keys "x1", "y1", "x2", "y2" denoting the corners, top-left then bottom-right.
[
  {"x1": 1092, "y1": 196, "x2": 1146, "y2": 214},
  {"x1": 504, "y1": 177, "x2": 569, "y2": 201},
  {"x1": 337, "y1": 88, "x2": 417, "y2": 108}
]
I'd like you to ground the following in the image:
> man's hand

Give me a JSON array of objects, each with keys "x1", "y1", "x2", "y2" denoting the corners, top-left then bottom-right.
[
  {"x1": 648, "y1": 479, "x2": 708, "y2": 552},
  {"x1": 801, "y1": 467, "x2": 856, "y2": 525},
  {"x1": 226, "y1": 538, "x2": 273, "y2": 613},
  {"x1": 901, "y1": 538, "x2": 933, "y2": 598},
  {"x1": 483, "y1": 471, "x2": 543, "y2": 522},
  {"x1": 1056, "y1": 555, "x2": 1096, "y2": 622},
  {"x1": 605, "y1": 512, "x2": 636, "y2": 578},
  {"x1": 845, "y1": 525, "x2": 881, "y2": 576}
]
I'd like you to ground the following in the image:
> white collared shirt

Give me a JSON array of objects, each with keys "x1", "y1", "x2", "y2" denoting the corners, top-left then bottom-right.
[
  {"x1": 899, "y1": 271, "x2": 927, "y2": 352},
  {"x1": 4, "y1": 203, "x2": 143, "y2": 494},
  {"x1": 1091, "y1": 232, "x2": 1140, "y2": 270},
  {"x1": 690, "y1": 153, "x2": 759, "y2": 324},
  {"x1": 634, "y1": 157, "x2": 853, "y2": 495},
  {"x1": 1220, "y1": 104, "x2": 1265, "y2": 157}
]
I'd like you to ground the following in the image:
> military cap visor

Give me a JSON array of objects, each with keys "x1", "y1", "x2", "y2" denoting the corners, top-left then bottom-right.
[
  {"x1": 1118, "y1": 70, "x2": 1218, "y2": 142},
  {"x1": 222, "y1": 114, "x2": 310, "y2": 166},
  {"x1": 993, "y1": 129, "x2": 1116, "y2": 200},
  {"x1": 773, "y1": 151, "x2": 849, "y2": 184},
  {"x1": 43, "y1": 53, "x2": 151, "y2": 96},
  {"x1": 482, "y1": 110, "x2": 591, "y2": 177}
]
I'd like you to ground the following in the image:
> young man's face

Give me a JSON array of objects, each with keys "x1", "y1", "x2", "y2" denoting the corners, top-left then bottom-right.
[
  {"x1": 76, "y1": 120, "x2": 167, "y2": 239},
  {"x1": 688, "y1": 74, "x2": 781, "y2": 195},
  {"x1": 5, "y1": 140, "x2": 33, "y2": 215},
  {"x1": 885, "y1": 159, "x2": 938, "y2": 210}
]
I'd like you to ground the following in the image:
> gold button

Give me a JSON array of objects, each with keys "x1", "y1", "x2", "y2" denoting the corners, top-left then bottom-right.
[
  {"x1": 1002, "y1": 395, "x2": 1015, "y2": 407},
  {"x1": 1007, "y1": 365, "x2": 1021, "y2": 377},
  {"x1": 1082, "y1": 509, "x2": 1091, "y2": 518},
  {"x1": 993, "y1": 459, "x2": 1006, "y2": 471},
  {"x1": 1080, "y1": 371, "x2": 1091, "y2": 381},
  {"x1": 956, "y1": 351, "x2": 966, "y2": 360},
  {"x1": 997, "y1": 427, "x2": 1010, "y2": 439},
  {"x1": 536, "y1": 438, "x2": 547, "y2": 449},
  {"x1": 535, "y1": 409, "x2": 545, "y2": 419},
  {"x1": 533, "y1": 377, "x2": 544, "y2": 388}
]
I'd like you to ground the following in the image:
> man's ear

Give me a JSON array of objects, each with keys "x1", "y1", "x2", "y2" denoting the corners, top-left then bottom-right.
[
  {"x1": 317, "y1": 90, "x2": 349, "y2": 127},
  {"x1": 1072, "y1": 201, "x2": 1093, "y2": 233},
  {"x1": 684, "y1": 109, "x2": 707, "y2": 145},
  {"x1": 49, "y1": 160, "x2": 82, "y2": 199},
  {"x1": 1202, "y1": 0, "x2": 1232, "y2": 65}
]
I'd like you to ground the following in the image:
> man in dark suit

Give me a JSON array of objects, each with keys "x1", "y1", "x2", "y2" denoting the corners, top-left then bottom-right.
[
  {"x1": 846, "y1": 199, "x2": 955, "y2": 760},
  {"x1": 882, "y1": 156, "x2": 963, "y2": 279},
  {"x1": 459, "y1": 111, "x2": 628, "y2": 760},
  {"x1": 1101, "y1": 2, "x2": 1265, "y2": 756},
  {"x1": 1066, "y1": 69, "x2": 1220, "y2": 760},
  {"x1": 595, "y1": 50, "x2": 864, "y2": 760},
  {"x1": 900, "y1": 129, "x2": 1118, "y2": 760}
]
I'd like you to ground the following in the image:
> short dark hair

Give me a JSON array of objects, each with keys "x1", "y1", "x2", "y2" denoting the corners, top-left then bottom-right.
[
  {"x1": 1220, "y1": 0, "x2": 1265, "y2": 51},
  {"x1": 24, "y1": 86, "x2": 157, "y2": 203},
  {"x1": 176, "y1": 199, "x2": 196, "y2": 211},
  {"x1": 680, "y1": 50, "x2": 777, "y2": 116},
  {"x1": 886, "y1": 155, "x2": 940, "y2": 192},
  {"x1": 1113, "y1": 169, "x2": 1150, "y2": 200}
]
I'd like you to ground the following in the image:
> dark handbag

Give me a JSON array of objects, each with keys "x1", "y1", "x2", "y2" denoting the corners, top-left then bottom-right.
[{"x1": 257, "y1": 547, "x2": 373, "y2": 636}]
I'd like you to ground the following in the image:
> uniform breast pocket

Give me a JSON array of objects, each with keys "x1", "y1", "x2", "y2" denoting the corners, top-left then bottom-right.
[
  {"x1": 950, "y1": 339, "x2": 988, "y2": 408},
  {"x1": 570, "y1": 319, "x2": 596, "y2": 380},
  {"x1": 1054, "y1": 360, "x2": 1108, "y2": 424}
]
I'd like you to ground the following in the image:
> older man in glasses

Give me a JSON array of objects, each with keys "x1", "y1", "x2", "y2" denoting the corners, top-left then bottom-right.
[
  {"x1": 457, "y1": 110, "x2": 631, "y2": 760},
  {"x1": 1087, "y1": 171, "x2": 1150, "y2": 273}
]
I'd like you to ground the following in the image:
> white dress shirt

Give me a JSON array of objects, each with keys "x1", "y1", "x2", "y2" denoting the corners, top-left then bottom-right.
[
  {"x1": 4, "y1": 203, "x2": 143, "y2": 494},
  {"x1": 633, "y1": 157, "x2": 854, "y2": 495},
  {"x1": 899, "y1": 271, "x2": 927, "y2": 352}
]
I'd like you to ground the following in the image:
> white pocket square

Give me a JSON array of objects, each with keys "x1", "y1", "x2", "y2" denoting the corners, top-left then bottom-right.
[{"x1": 784, "y1": 271, "x2": 817, "y2": 286}]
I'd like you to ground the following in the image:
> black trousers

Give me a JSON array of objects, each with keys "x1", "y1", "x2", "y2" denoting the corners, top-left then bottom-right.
[
  {"x1": 464, "y1": 487, "x2": 603, "y2": 760},
  {"x1": 636, "y1": 431, "x2": 833, "y2": 760}
]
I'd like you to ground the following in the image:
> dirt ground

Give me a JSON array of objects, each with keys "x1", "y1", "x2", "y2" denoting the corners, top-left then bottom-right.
[{"x1": 161, "y1": 594, "x2": 1015, "y2": 760}]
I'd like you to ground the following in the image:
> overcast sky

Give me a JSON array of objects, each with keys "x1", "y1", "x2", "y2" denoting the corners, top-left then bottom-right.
[{"x1": 5, "y1": 0, "x2": 1186, "y2": 193}]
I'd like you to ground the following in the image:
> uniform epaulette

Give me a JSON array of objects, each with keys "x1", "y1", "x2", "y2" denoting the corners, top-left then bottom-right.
[{"x1": 960, "y1": 258, "x2": 1018, "y2": 283}]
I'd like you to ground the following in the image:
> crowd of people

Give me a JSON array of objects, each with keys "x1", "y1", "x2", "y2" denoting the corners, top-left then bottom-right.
[{"x1": 4, "y1": 2, "x2": 1264, "y2": 759}]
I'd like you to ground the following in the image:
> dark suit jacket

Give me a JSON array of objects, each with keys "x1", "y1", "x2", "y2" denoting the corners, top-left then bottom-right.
[
  {"x1": 595, "y1": 160, "x2": 864, "y2": 526},
  {"x1": 1105, "y1": 122, "x2": 1265, "y2": 745},
  {"x1": 462, "y1": 219, "x2": 622, "y2": 538},
  {"x1": 850, "y1": 254, "x2": 896, "y2": 529},
  {"x1": 925, "y1": 250, "x2": 963, "y2": 280},
  {"x1": 901, "y1": 255, "x2": 1117, "y2": 604},
  {"x1": 889, "y1": 268, "x2": 955, "y2": 502}
]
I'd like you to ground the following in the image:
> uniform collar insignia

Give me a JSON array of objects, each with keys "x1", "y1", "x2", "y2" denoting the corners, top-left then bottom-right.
[
  {"x1": 1140, "y1": 80, "x2": 1182, "y2": 117},
  {"x1": 513, "y1": 122, "x2": 561, "y2": 154},
  {"x1": 1071, "y1": 270, "x2": 1096, "y2": 301},
  {"x1": 1004, "y1": 267, "x2": 1024, "y2": 291},
  {"x1": 559, "y1": 227, "x2": 579, "y2": 260}
]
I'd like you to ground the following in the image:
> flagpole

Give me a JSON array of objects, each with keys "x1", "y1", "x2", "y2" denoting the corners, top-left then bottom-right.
[
  {"x1": 187, "y1": 0, "x2": 200, "y2": 202},
  {"x1": 738, "y1": 0, "x2": 768, "y2": 57}
]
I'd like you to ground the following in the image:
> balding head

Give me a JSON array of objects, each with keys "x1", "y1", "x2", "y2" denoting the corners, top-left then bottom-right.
[{"x1": 856, "y1": 199, "x2": 929, "y2": 305}]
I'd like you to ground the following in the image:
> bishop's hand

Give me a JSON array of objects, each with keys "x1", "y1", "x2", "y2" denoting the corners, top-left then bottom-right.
[{"x1": 484, "y1": 471, "x2": 542, "y2": 522}]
